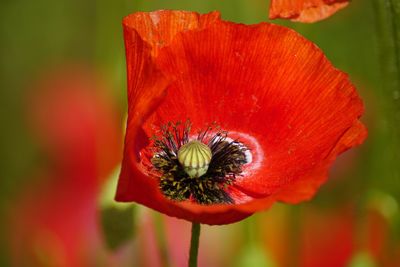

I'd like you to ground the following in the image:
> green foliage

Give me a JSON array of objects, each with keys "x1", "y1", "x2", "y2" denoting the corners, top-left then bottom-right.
[
  {"x1": 347, "y1": 252, "x2": 377, "y2": 267},
  {"x1": 99, "y1": 166, "x2": 136, "y2": 250},
  {"x1": 100, "y1": 205, "x2": 135, "y2": 250},
  {"x1": 234, "y1": 245, "x2": 277, "y2": 267}
]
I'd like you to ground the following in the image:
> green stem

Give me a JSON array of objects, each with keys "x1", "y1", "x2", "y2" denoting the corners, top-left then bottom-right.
[
  {"x1": 373, "y1": 0, "x2": 400, "y2": 256},
  {"x1": 188, "y1": 223, "x2": 201, "y2": 267},
  {"x1": 373, "y1": 0, "x2": 400, "y2": 195}
]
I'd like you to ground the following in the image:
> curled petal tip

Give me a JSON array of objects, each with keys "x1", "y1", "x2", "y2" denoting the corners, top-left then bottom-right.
[{"x1": 269, "y1": 0, "x2": 349, "y2": 23}]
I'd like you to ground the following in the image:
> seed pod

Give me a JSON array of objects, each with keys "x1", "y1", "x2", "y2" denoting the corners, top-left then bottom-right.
[{"x1": 178, "y1": 140, "x2": 212, "y2": 178}]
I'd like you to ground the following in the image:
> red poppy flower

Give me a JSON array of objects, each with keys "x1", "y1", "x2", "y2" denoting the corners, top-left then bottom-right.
[
  {"x1": 300, "y1": 206, "x2": 354, "y2": 267},
  {"x1": 269, "y1": 0, "x2": 349, "y2": 23},
  {"x1": 115, "y1": 10, "x2": 366, "y2": 225},
  {"x1": 260, "y1": 204, "x2": 396, "y2": 267},
  {"x1": 9, "y1": 67, "x2": 122, "y2": 267}
]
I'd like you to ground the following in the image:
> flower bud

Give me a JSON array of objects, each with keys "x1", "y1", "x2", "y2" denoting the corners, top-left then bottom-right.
[{"x1": 178, "y1": 140, "x2": 212, "y2": 178}]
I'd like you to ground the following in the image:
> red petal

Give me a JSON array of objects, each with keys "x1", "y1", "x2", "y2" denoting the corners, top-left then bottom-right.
[
  {"x1": 275, "y1": 121, "x2": 367, "y2": 203},
  {"x1": 269, "y1": 0, "x2": 349, "y2": 23},
  {"x1": 116, "y1": 11, "x2": 366, "y2": 225},
  {"x1": 117, "y1": 11, "x2": 253, "y2": 224}
]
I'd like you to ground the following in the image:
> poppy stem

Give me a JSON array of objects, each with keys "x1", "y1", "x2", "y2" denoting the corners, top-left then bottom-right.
[
  {"x1": 373, "y1": 0, "x2": 400, "y2": 250},
  {"x1": 188, "y1": 222, "x2": 201, "y2": 267},
  {"x1": 373, "y1": 0, "x2": 400, "y2": 191}
]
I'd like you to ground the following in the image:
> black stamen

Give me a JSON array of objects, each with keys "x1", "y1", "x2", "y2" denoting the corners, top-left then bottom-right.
[{"x1": 149, "y1": 120, "x2": 248, "y2": 205}]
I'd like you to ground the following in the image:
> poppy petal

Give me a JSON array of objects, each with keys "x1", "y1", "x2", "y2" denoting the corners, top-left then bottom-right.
[
  {"x1": 269, "y1": 0, "x2": 349, "y2": 23},
  {"x1": 116, "y1": 11, "x2": 366, "y2": 225},
  {"x1": 275, "y1": 121, "x2": 367, "y2": 203},
  {"x1": 117, "y1": 11, "x2": 253, "y2": 224}
]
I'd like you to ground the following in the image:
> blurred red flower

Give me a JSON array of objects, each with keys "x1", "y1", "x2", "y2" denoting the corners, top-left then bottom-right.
[
  {"x1": 300, "y1": 206, "x2": 354, "y2": 267},
  {"x1": 269, "y1": 0, "x2": 349, "y2": 23},
  {"x1": 261, "y1": 205, "x2": 397, "y2": 267},
  {"x1": 115, "y1": 10, "x2": 366, "y2": 225},
  {"x1": 8, "y1": 67, "x2": 122, "y2": 267}
]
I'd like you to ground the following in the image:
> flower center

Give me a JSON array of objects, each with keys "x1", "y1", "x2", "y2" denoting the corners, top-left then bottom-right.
[
  {"x1": 177, "y1": 140, "x2": 212, "y2": 178},
  {"x1": 149, "y1": 120, "x2": 248, "y2": 205}
]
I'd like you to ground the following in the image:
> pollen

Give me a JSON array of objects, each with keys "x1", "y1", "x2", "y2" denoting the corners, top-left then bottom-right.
[{"x1": 178, "y1": 140, "x2": 212, "y2": 178}]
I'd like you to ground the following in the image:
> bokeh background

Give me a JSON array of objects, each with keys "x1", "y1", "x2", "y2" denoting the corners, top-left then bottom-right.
[{"x1": 1, "y1": 0, "x2": 399, "y2": 266}]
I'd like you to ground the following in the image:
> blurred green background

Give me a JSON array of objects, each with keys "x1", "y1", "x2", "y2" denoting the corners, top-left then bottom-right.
[{"x1": 1, "y1": 0, "x2": 399, "y2": 266}]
